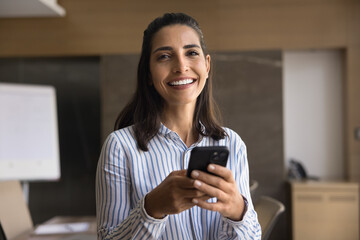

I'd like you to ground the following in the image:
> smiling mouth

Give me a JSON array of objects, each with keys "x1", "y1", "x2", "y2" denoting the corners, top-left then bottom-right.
[{"x1": 168, "y1": 79, "x2": 195, "y2": 86}]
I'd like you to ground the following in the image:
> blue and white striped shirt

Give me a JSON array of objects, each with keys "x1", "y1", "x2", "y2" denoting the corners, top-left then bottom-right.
[{"x1": 96, "y1": 123, "x2": 261, "y2": 239}]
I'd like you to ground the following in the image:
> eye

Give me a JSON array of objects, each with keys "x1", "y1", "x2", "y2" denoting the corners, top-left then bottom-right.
[
  {"x1": 187, "y1": 50, "x2": 200, "y2": 57},
  {"x1": 157, "y1": 53, "x2": 171, "y2": 61}
]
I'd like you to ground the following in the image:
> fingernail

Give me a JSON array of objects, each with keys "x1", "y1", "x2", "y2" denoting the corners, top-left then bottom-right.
[
  {"x1": 192, "y1": 170, "x2": 199, "y2": 178},
  {"x1": 194, "y1": 180, "x2": 202, "y2": 187},
  {"x1": 192, "y1": 199, "x2": 198, "y2": 204},
  {"x1": 208, "y1": 164, "x2": 215, "y2": 171}
]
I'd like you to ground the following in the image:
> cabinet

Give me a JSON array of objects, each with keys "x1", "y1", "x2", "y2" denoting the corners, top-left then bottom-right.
[{"x1": 291, "y1": 181, "x2": 359, "y2": 240}]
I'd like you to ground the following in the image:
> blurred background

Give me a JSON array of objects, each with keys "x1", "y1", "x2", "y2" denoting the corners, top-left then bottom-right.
[{"x1": 0, "y1": 1, "x2": 359, "y2": 240}]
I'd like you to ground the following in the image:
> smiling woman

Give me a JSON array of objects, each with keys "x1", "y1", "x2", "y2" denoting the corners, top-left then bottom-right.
[
  {"x1": 113, "y1": 13, "x2": 224, "y2": 152},
  {"x1": 96, "y1": 13, "x2": 261, "y2": 240},
  {"x1": 149, "y1": 24, "x2": 210, "y2": 119}
]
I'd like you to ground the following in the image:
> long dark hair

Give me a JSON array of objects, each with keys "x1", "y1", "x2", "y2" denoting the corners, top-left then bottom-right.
[{"x1": 115, "y1": 13, "x2": 226, "y2": 151}]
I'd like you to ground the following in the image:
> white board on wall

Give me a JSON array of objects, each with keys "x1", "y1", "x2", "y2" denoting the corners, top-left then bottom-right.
[
  {"x1": 283, "y1": 50, "x2": 344, "y2": 180},
  {"x1": 0, "y1": 83, "x2": 60, "y2": 181}
]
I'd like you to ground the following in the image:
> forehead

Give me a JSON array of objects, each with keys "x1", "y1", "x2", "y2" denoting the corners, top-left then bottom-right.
[{"x1": 151, "y1": 24, "x2": 201, "y2": 50}]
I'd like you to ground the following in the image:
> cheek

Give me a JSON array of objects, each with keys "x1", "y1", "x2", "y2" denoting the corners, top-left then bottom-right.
[
  {"x1": 150, "y1": 70, "x2": 166, "y2": 92},
  {"x1": 194, "y1": 58, "x2": 208, "y2": 72},
  {"x1": 197, "y1": 63, "x2": 209, "y2": 78},
  {"x1": 150, "y1": 72, "x2": 162, "y2": 88},
  {"x1": 200, "y1": 79, "x2": 207, "y2": 92},
  {"x1": 149, "y1": 66, "x2": 159, "y2": 85},
  {"x1": 150, "y1": 63, "x2": 166, "y2": 79}
]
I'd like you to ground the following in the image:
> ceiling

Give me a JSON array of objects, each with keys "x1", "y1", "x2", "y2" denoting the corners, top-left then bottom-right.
[{"x1": 0, "y1": 0, "x2": 66, "y2": 18}]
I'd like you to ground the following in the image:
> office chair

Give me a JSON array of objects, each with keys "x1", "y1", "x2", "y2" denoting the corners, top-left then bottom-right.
[
  {"x1": 0, "y1": 181, "x2": 33, "y2": 239},
  {"x1": 255, "y1": 196, "x2": 285, "y2": 240},
  {"x1": 250, "y1": 180, "x2": 259, "y2": 195}
]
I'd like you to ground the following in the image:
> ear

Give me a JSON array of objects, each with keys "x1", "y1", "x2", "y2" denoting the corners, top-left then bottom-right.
[{"x1": 205, "y1": 54, "x2": 211, "y2": 78}]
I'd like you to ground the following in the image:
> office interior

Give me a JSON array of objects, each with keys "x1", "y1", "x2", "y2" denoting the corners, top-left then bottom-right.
[{"x1": 0, "y1": 1, "x2": 359, "y2": 240}]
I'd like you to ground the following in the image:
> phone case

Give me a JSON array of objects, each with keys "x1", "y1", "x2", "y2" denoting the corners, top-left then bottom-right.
[{"x1": 186, "y1": 146, "x2": 229, "y2": 178}]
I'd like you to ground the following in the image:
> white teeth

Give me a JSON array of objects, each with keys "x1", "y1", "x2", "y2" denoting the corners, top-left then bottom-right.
[{"x1": 169, "y1": 79, "x2": 194, "y2": 86}]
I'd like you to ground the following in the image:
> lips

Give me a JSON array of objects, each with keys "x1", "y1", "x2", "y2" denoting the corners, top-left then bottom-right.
[{"x1": 168, "y1": 78, "x2": 195, "y2": 86}]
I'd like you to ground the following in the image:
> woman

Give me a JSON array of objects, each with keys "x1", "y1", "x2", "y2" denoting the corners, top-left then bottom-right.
[{"x1": 96, "y1": 13, "x2": 261, "y2": 239}]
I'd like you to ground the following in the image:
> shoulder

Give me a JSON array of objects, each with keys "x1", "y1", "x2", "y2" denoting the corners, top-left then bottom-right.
[
  {"x1": 219, "y1": 128, "x2": 249, "y2": 171},
  {"x1": 222, "y1": 127, "x2": 247, "y2": 152},
  {"x1": 222, "y1": 127, "x2": 245, "y2": 144},
  {"x1": 104, "y1": 125, "x2": 137, "y2": 149}
]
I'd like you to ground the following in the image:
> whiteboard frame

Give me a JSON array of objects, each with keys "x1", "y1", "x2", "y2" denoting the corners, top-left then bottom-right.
[{"x1": 0, "y1": 83, "x2": 60, "y2": 181}]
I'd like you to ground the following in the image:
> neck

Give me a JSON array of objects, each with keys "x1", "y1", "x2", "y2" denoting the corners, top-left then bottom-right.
[{"x1": 161, "y1": 103, "x2": 198, "y2": 147}]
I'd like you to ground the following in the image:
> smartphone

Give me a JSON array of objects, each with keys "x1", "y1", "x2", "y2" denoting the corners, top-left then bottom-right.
[{"x1": 186, "y1": 146, "x2": 229, "y2": 178}]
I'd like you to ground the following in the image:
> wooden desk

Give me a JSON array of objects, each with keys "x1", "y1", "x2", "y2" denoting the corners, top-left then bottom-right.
[
  {"x1": 290, "y1": 181, "x2": 359, "y2": 240},
  {"x1": 12, "y1": 216, "x2": 96, "y2": 240}
]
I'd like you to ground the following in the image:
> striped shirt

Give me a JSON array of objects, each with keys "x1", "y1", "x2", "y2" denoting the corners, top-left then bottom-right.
[{"x1": 96, "y1": 123, "x2": 261, "y2": 239}]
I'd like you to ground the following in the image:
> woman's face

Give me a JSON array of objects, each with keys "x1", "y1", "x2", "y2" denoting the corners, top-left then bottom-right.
[{"x1": 149, "y1": 24, "x2": 210, "y2": 108}]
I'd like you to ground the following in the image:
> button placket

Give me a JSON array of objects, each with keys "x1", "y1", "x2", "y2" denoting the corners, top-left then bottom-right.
[{"x1": 183, "y1": 149, "x2": 191, "y2": 170}]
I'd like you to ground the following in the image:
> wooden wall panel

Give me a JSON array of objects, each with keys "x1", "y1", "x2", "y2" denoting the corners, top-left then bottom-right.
[
  {"x1": 213, "y1": 2, "x2": 348, "y2": 50},
  {"x1": 346, "y1": 3, "x2": 360, "y2": 183},
  {"x1": 100, "y1": 54, "x2": 138, "y2": 139},
  {"x1": 347, "y1": 46, "x2": 360, "y2": 182},
  {"x1": 0, "y1": 1, "x2": 354, "y2": 56}
]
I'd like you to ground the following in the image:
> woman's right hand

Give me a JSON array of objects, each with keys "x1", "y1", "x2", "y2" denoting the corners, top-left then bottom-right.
[{"x1": 144, "y1": 169, "x2": 209, "y2": 219}]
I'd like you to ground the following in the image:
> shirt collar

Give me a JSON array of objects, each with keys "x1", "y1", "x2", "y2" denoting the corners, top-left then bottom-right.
[
  {"x1": 158, "y1": 121, "x2": 206, "y2": 137},
  {"x1": 158, "y1": 122, "x2": 172, "y2": 136}
]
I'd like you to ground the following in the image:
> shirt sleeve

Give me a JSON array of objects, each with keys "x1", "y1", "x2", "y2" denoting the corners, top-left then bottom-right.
[
  {"x1": 95, "y1": 132, "x2": 168, "y2": 239},
  {"x1": 218, "y1": 131, "x2": 262, "y2": 239}
]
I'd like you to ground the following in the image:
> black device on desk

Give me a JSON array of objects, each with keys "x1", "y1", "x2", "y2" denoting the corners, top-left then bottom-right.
[
  {"x1": 288, "y1": 159, "x2": 319, "y2": 180},
  {"x1": 187, "y1": 146, "x2": 229, "y2": 178}
]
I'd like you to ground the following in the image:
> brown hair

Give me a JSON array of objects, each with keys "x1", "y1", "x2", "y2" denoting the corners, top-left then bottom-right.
[{"x1": 115, "y1": 13, "x2": 226, "y2": 151}]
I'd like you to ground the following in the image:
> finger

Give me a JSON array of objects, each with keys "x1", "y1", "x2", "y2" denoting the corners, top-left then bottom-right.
[
  {"x1": 197, "y1": 195, "x2": 212, "y2": 202},
  {"x1": 169, "y1": 169, "x2": 187, "y2": 176},
  {"x1": 175, "y1": 177, "x2": 197, "y2": 189},
  {"x1": 192, "y1": 197, "x2": 222, "y2": 212},
  {"x1": 207, "y1": 164, "x2": 234, "y2": 182},
  {"x1": 178, "y1": 189, "x2": 209, "y2": 198},
  {"x1": 193, "y1": 179, "x2": 226, "y2": 201},
  {"x1": 192, "y1": 194, "x2": 245, "y2": 220},
  {"x1": 167, "y1": 172, "x2": 196, "y2": 189},
  {"x1": 191, "y1": 170, "x2": 232, "y2": 194},
  {"x1": 177, "y1": 169, "x2": 187, "y2": 176},
  {"x1": 180, "y1": 196, "x2": 213, "y2": 210},
  {"x1": 165, "y1": 198, "x2": 196, "y2": 214}
]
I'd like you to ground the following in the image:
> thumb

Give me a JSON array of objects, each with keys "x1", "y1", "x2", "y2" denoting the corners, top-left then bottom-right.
[{"x1": 169, "y1": 169, "x2": 187, "y2": 176}]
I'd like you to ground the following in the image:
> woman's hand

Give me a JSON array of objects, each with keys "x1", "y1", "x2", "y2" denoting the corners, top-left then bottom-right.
[
  {"x1": 190, "y1": 164, "x2": 246, "y2": 221},
  {"x1": 145, "y1": 170, "x2": 210, "y2": 219}
]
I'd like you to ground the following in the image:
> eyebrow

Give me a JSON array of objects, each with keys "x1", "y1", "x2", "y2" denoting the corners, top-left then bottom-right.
[{"x1": 152, "y1": 44, "x2": 201, "y2": 53}]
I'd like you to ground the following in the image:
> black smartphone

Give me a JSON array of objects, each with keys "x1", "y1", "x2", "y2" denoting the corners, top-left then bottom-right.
[{"x1": 186, "y1": 146, "x2": 229, "y2": 178}]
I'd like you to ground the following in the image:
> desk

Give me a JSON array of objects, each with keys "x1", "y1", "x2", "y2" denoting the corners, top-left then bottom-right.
[
  {"x1": 12, "y1": 216, "x2": 96, "y2": 240},
  {"x1": 290, "y1": 181, "x2": 359, "y2": 240}
]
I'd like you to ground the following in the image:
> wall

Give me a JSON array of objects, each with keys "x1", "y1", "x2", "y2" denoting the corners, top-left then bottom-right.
[
  {"x1": 0, "y1": 1, "x2": 354, "y2": 55},
  {"x1": 283, "y1": 50, "x2": 344, "y2": 180}
]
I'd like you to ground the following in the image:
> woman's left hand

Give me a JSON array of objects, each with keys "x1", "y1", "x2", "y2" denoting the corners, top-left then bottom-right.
[{"x1": 190, "y1": 164, "x2": 246, "y2": 221}]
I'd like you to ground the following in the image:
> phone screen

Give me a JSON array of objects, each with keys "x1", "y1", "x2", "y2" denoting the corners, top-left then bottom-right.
[{"x1": 186, "y1": 146, "x2": 229, "y2": 178}]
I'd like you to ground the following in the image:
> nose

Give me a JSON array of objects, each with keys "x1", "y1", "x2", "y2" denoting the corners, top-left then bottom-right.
[{"x1": 172, "y1": 55, "x2": 188, "y2": 73}]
